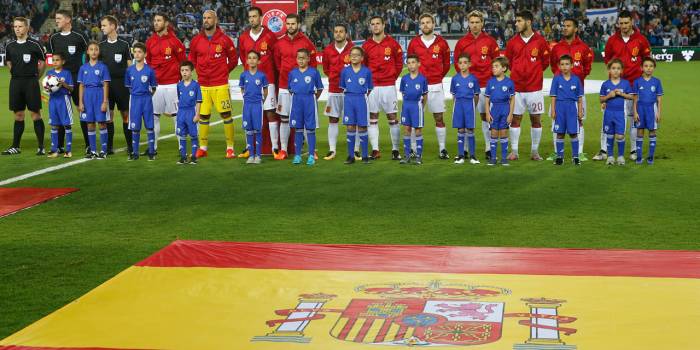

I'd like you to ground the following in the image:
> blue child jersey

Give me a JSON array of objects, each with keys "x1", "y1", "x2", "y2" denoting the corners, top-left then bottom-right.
[
  {"x1": 239, "y1": 70, "x2": 269, "y2": 103},
  {"x1": 400, "y1": 73, "x2": 428, "y2": 102},
  {"x1": 549, "y1": 74, "x2": 583, "y2": 102},
  {"x1": 177, "y1": 80, "x2": 203, "y2": 109},
  {"x1": 340, "y1": 65, "x2": 373, "y2": 95},
  {"x1": 633, "y1": 76, "x2": 663, "y2": 105},
  {"x1": 450, "y1": 73, "x2": 480, "y2": 100},
  {"x1": 599, "y1": 79, "x2": 631, "y2": 110},
  {"x1": 485, "y1": 76, "x2": 515, "y2": 104},
  {"x1": 125, "y1": 64, "x2": 158, "y2": 96},
  {"x1": 46, "y1": 69, "x2": 73, "y2": 98},
  {"x1": 288, "y1": 67, "x2": 324, "y2": 95},
  {"x1": 77, "y1": 61, "x2": 110, "y2": 88}
]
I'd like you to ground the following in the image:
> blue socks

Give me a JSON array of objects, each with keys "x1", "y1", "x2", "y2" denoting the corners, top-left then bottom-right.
[
  {"x1": 99, "y1": 128, "x2": 108, "y2": 153},
  {"x1": 255, "y1": 131, "x2": 262, "y2": 157},
  {"x1": 132, "y1": 131, "x2": 140, "y2": 155},
  {"x1": 403, "y1": 135, "x2": 411, "y2": 159},
  {"x1": 50, "y1": 127, "x2": 58, "y2": 152},
  {"x1": 416, "y1": 136, "x2": 423, "y2": 157},
  {"x1": 306, "y1": 129, "x2": 316, "y2": 157},
  {"x1": 457, "y1": 132, "x2": 465, "y2": 157},
  {"x1": 556, "y1": 138, "x2": 565, "y2": 158},
  {"x1": 616, "y1": 138, "x2": 625, "y2": 157},
  {"x1": 467, "y1": 130, "x2": 475, "y2": 157},
  {"x1": 500, "y1": 137, "x2": 508, "y2": 161},
  {"x1": 571, "y1": 137, "x2": 579, "y2": 158},
  {"x1": 147, "y1": 129, "x2": 155, "y2": 155},
  {"x1": 348, "y1": 131, "x2": 357, "y2": 158},
  {"x1": 179, "y1": 136, "x2": 187, "y2": 158},
  {"x1": 246, "y1": 131, "x2": 254, "y2": 156},
  {"x1": 606, "y1": 135, "x2": 614, "y2": 155},
  {"x1": 88, "y1": 130, "x2": 96, "y2": 153},
  {"x1": 649, "y1": 136, "x2": 656, "y2": 159},
  {"x1": 490, "y1": 137, "x2": 498, "y2": 162},
  {"x1": 294, "y1": 130, "x2": 304, "y2": 156},
  {"x1": 359, "y1": 131, "x2": 368, "y2": 158},
  {"x1": 65, "y1": 128, "x2": 72, "y2": 153}
]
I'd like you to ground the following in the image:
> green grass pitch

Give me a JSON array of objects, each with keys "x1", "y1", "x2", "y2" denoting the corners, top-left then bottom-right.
[{"x1": 0, "y1": 62, "x2": 699, "y2": 338}]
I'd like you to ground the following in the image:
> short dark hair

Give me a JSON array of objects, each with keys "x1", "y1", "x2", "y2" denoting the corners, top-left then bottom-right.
[
  {"x1": 457, "y1": 53, "x2": 471, "y2": 62},
  {"x1": 180, "y1": 60, "x2": 194, "y2": 70},
  {"x1": 101, "y1": 15, "x2": 119, "y2": 27},
  {"x1": 607, "y1": 58, "x2": 624, "y2": 69},
  {"x1": 286, "y1": 13, "x2": 300, "y2": 23},
  {"x1": 642, "y1": 57, "x2": 656, "y2": 67},
  {"x1": 52, "y1": 51, "x2": 65, "y2": 60},
  {"x1": 87, "y1": 40, "x2": 100, "y2": 49},
  {"x1": 154, "y1": 12, "x2": 170, "y2": 23},
  {"x1": 132, "y1": 42, "x2": 147, "y2": 53},
  {"x1": 618, "y1": 10, "x2": 632, "y2": 20},
  {"x1": 559, "y1": 54, "x2": 573, "y2": 64},
  {"x1": 516, "y1": 10, "x2": 534, "y2": 22},
  {"x1": 249, "y1": 6, "x2": 263, "y2": 17},
  {"x1": 406, "y1": 54, "x2": 420, "y2": 62},
  {"x1": 247, "y1": 50, "x2": 261, "y2": 59},
  {"x1": 369, "y1": 16, "x2": 384, "y2": 24},
  {"x1": 55, "y1": 9, "x2": 72, "y2": 20},
  {"x1": 296, "y1": 48, "x2": 310, "y2": 57},
  {"x1": 493, "y1": 56, "x2": 509, "y2": 71},
  {"x1": 334, "y1": 23, "x2": 348, "y2": 32},
  {"x1": 563, "y1": 17, "x2": 578, "y2": 27},
  {"x1": 350, "y1": 46, "x2": 364, "y2": 57}
]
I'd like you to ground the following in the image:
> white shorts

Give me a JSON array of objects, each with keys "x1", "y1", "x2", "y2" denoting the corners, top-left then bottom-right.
[
  {"x1": 426, "y1": 83, "x2": 446, "y2": 114},
  {"x1": 264, "y1": 83, "x2": 277, "y2": 111},
  {"x1": 152, "y1": 84, "x2": 178, "y2": 115},
  {"x1": 277, "y1": 88, "x2": 291, "y2": 117},
  {"x1": 325, "y1": 93, "x2": 344, "y2": 118},
  {"x1": 368, "y1": 85, "x2": 398, "y2": 114},
  {"x1": 476, "y1": 88, "x2": 487, "y2": 114},
  {"x1": 514, "y1": 91, "x2": 545, "y2": 116}
]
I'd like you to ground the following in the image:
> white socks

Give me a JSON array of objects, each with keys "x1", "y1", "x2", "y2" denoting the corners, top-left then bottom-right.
[
  {"x1": 153, "y1": 115, "x2": 161, "y2": 150},
  {"x1": 280, "y1": 119, "x2": 290, "y2": 151},
  {"x1": 482, "y1": 120, "x2": 491, "y2": 150},
  {"x1": 579, "y1": 126, "x2": 585, "y2": 154},
  {"x1": 328, "y1": 122, "x2": 338, "y2": 152},
  {"x1": 269, "y1": 121, "x2": 279, "y2": 151},
  {"x1": 410, "y1": 129, "x2": 417, "y2": 150},
  {"x1": 531, "y1": 127, "x2": 542, "y2": 153},
  {"x1": 389, "y1": 123, "x2": 400, "y2": 151},
  {"x1": 600, "y1": 128, "x2": 607, "y2": 152},
  {"x1": 368, "y1": 123, "x2": 379, "y2": 151},
  {"x1": 436, "y1": 127, "x2": 446, "y2": 151},
  {"x1": 629, "y1": 117, "x2": 637, "y2": 146},
  {"x1": 509, "y1": 127, "x2": 521, "y2": 154}
]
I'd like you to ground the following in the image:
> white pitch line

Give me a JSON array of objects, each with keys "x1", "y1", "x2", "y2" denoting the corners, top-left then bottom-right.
[{"x1": 0, "y1": 115, "x2": 240, "y2": 186}]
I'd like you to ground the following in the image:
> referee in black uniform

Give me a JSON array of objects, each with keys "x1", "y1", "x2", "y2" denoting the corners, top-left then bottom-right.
[
  {"x1": 49, "y1": 9, "x2": 88, "y2": 153},
  {"x1": 2, "y1": 17, "x2": 46, "y2": 155},
  {"x1": 99, "y1": 15, "x2": 133, "y2": 155}
]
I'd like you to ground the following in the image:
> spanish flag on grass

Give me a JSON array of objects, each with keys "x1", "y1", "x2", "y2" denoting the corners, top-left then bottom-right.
[{"x1": 2, "y1": 240, "x2": 699, "y2": 349}]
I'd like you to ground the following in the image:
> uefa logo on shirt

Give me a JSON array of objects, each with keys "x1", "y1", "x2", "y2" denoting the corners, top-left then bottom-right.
[
  {"x1": 115, "y1": 54, "x2": 122, "y2": 63},
  {"x1": 23, "y1": 54, "x2": 31, "y2": 63},
  {"x1": 68, "y1": 46, "x2": 76, "y2": 54}
]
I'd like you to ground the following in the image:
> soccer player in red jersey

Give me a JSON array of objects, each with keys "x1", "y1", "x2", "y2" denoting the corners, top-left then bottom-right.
[
  {"x1": 453, "y1": 10, "x2": 500, "y2": 161},
  {"x1": 321, "y1": 24, "x2": 352, "y2": 160},
  {"x1": 362, "y1": 16, "x2": 404, "y2": 160},
  {"x1": 238, "y1": 7, "x2": 279, "y2": 157},
  {"x1": 273, "y1": 13, "x2": 317, "y2": 160},
  {"x1": 504, "y1": 10, "x2": 550, "y2": 161},
  {"x1": 549, "y1": 17, "x2": 593, "y2": 161},
  {"x1": 407, "y1": 13, "x2": 451, "y2": 159},
  {"x1": 597, "y1": 10, "x2": 651, "y2": 161},
  {"x1": 145, "y1": 12, "x2": 186, "y2": 155}
]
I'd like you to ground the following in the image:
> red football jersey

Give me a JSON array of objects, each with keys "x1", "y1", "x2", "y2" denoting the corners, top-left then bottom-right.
[
  {"x1": 145, "y1": 27, "x2": 186, "y2": 85},
  {"x1": 238, "y1": 26, "x2": 278, "y2": 85},
  {"x1": 550, "y1": 36, "x2": 593, "y2": 86},
  {"x1": 188, "y1": 27, "x2": 238, "y2": 87},
  {"x1": 322, "y1": 41, "x2": 353, "y2": 93},
  {"x1": 273, "y1": 32, "x2": 317, "y2": 89},
  {"x1": 362, "y1": 35, "x2": 403, "y2": 87},
  {"x1": 453, "y1": 31, "x2": 500, "y2": 88},
  {"x1": 505, "y1": 32, "x2": 550, "y2": 92},
  {"x1": 407, "y1": 35, "x2": 451, "y2": 85},
  {"x1": 604, "y1": 29, "x2": 651, "y2": 84}
]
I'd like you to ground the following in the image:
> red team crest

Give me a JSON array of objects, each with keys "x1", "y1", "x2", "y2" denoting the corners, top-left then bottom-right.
[
  {"x1": 531, "y1": 48, "x2": 538, "y2": 57},
  {"x1": 384, "y1": 47, "x2": 392, "y2": 56},
  {"x1": 343, "y1": 54, "x2": 350, "y2": 65},
  {"x1": 215, "y1": 44, "x2": 223, "y2": 53}
]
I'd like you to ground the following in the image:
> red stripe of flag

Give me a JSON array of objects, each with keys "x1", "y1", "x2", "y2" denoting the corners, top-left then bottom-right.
[
  {"x1": 136, "y1": 240, "x2": 700, "y2": 278},
  {"x1": 353, "y1": 318, "x2": 374, "y2": 343},
  {"x1": 337, "y1": 317, "x2": 357, "y2": 340},
  {"x1": 374, "y1": 319, "x2": 394, "y2": 343}
]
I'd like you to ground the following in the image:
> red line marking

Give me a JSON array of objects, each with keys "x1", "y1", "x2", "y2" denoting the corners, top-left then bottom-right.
[{"x1": 135, "y1": 240, "x2": 700, "y2": 278}]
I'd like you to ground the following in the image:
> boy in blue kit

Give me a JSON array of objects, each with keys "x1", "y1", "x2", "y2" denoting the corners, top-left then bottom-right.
[
  {"x1": 45, "y1": 52, "x2": 75, "y2": 158},
  {"x1": 399, "y1": 54, "x2": 428, "y2": 165},
  {"x1": 450, "y1": 53, "x2": 481, "y2": 165},
  {"x1": 125, "y1": 42, "x2": 157, "y2": 161},
  {"x1": 600, "y1": 59, "x2": 634, "y2": 166},
  {"x1": 549, "y1": 55, "x2": 584, "y2": 166},
  {"x1": 177, "y1": 61, "x2": 202, "y2": 165},
  {"x1": 78, "y1": 41, "x2": 111, "y2": 159},
  {"x1": 288, "y1": 48, "x2": 324, "y2": 166},
  {"x1": 341, "y1": 47, "x2": 373, "y2": 165},
  {"x1": 633, "y1": 57, "x2": 663, "y2": 165},
  {"x1": 239, "y1": 51, "x2": 268, "y2": 165},
  {"x1": 484, "y1": 57, "x2": 515, "y2": 166}
]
